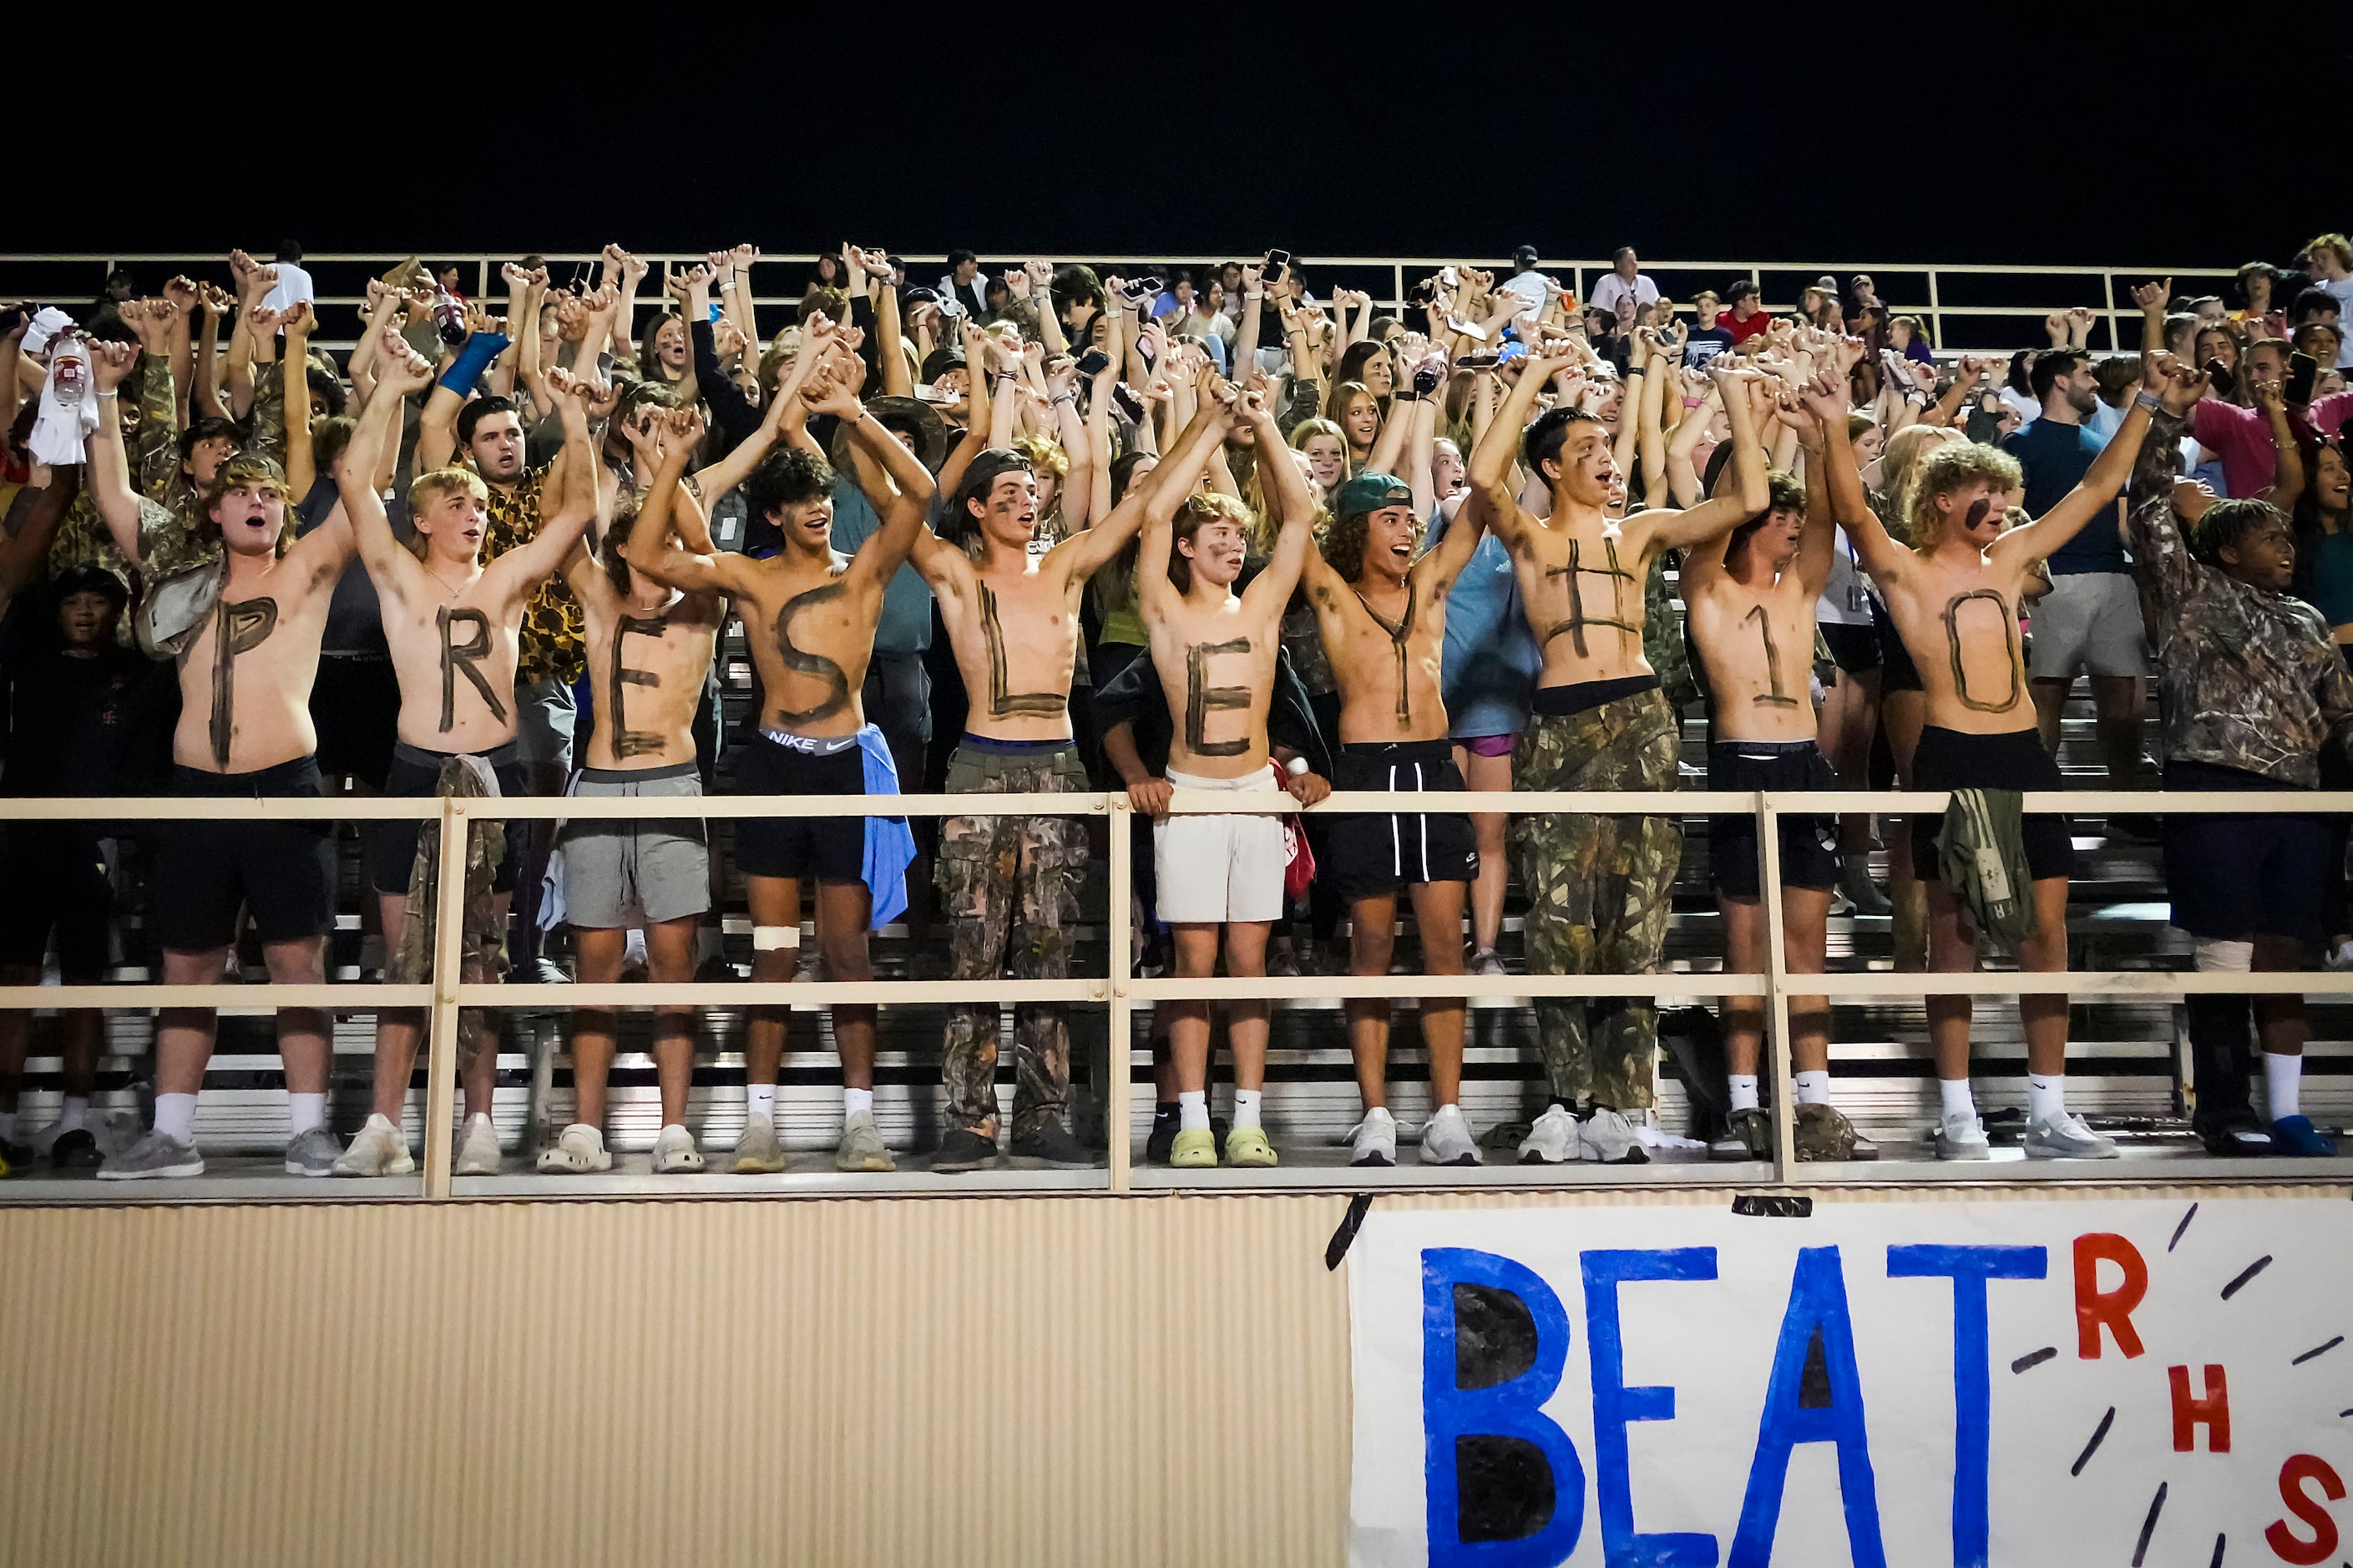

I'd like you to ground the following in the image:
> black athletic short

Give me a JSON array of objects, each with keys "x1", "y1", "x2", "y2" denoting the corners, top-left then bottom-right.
[
  {"x1": 311, "y1": 655, "x2": 400, "y2": 790},
  {"x1": 1706, "y1": 740, "x2": 1840, "y2": 897},
  {"x1": 734, "y1": 731, "x2": 868, "y2": 883},
  {"x1": 1819, "y1": 621, "x2": 1880, "y2": 677},
  {"x1": 1870, "y1": 595, "x2": 1922, "y2": 695},
  {"x1": 1909, "y1": 726, "x2": 2072, "y2": 884},
  {"x1": 371, "y1": 741, "x2": 529, "y2": 897},
  {"x1": 156, "y1": 756, "x2": 335, "y2": 952},
  {"x1": 0, "y1": 827, "x2": 112, "y2": 979},
  {"x1": 2161, "y1": 758, "x2": 2334, "y2": 942},
  {"x1": 1325, "y1": 740, "x2": 1478, "y2": 900}
]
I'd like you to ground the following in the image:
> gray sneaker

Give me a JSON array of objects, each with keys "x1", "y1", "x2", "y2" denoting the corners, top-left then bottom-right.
[
  {"x1": 1516, "y1": 1105, "x2": 1581, "y2": 1165},
  {"x1": 97, "y1": 1130, "x2": 205, "y2": 1181},
  {"x1": 2024, "y1": 1110, "x2": 2119, "y2": 1161},
  {"x1": 1419, "y1": 1105, "x2": 1484, "y2": 1166},
  {"x1": 733, "y1": 1113, "x2": 786, "y2": 1174},
  {"x1": 1579, "y1": 1107, "x2": 1650, "y2": 1165},
  {"x1": 835, "y1": 1108, "x2": 895, "y2": 1172},
  {"x1": 1934, "y1": 1110, "x2": 1992, "y2": 1161},
  {"x1": 284, "y1": 1126, "x2": 342, "y2": 1177},
  {"x1": 1347, "y1": 1108, "x2": 1398, "y2": 1167}
]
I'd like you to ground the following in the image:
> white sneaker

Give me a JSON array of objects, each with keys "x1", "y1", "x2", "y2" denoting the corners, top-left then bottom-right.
[
  {"x1": 1346, "y1": 1107, "x2": 1398, "y2": 1167},
  {"x1": 2025, "y1": 1110, "x2": 2119, "y2": 1160},
  {"x1": 835, "y1": 1108, "x2": 895, "y2": 1172},
  {"x1": 332, "y1": 1113, "x2": 416, "y2": 1177},
  {"x1": 1934, "y1": 1111, "x2": 1992, "y2": 1161},
  {"x1": 453, "y1": 1113, "x2": 502, "y2": 1176},
  {"x1": 535, "y1": 1122, "x2": 610, "y2": 1175},
  {"x1": 651, "y1": 1124, "x2": 705, "y2": 1174},
  {"x1": 2329, "y1": 939, "x2": 2353, "y2": 973},
  {"x1": 1579, "y1": 1107, "x2": 1649, "y2": 1165},
  {"x1": 1470, "y1": 948, "x2": 1507, "y2": 978},
  {"x1": 1517, "y1": 1105, "x2": 1581, "y2": 1165},
  {"x1": 733, "y1": 1112, "x2": 786, "y2": 1174},
  {"x1": 1419, "y1": 1105, "x2": 1483, "y2": 1166}
]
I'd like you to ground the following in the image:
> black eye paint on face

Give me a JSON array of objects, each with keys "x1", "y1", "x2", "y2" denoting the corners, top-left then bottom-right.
[{"x1": 1965, "y1": 498, "x2": 1992, "y2": 531}]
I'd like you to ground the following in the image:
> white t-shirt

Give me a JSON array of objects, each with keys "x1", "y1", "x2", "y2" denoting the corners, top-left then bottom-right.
[
  {"x1": 1586, "y1": 272, "x2": 1659, "y2": 317},
  {"x1": 2324, "y1": 276, "x2": 2353, "y2": 367},
  {"x1": 1500, "y1": 270, "x2": 1551, "y2": 306},
  {"x1": 261, "y1": 260, "x2": 316, "y2": 316}
]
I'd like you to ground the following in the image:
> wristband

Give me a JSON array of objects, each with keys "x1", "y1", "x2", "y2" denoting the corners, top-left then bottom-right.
[
  {"x1": 2134, "y1": 390, "x2": 2162, "y2": 411},
  {"x1": 1284, "y1": 756, "x2": 1309, "y2": 777},
  {"x1": 1626, "y1": 366, "x2": 1644, "y2": 377},
  {"x1": 96, "y1": 388, "x2": 119, "y2": 400},
  {"x1": 437, "y1": 331, "x2": 510, "y2": 400},
  {"x1": 1683, "y1": 397, "x2": 1702, "y2": 409}
]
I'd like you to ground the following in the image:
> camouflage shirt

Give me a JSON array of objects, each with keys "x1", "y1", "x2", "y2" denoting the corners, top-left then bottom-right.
[
  {"x1": 2128, "y1": 408, "x2": 2353, "y2": 786},
  {"x1": 479, "y1": 464, "x2": 584, "y2": 685}
]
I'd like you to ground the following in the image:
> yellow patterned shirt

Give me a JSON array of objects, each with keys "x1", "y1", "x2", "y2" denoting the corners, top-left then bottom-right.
[{"x1": 479, "y1": 464, "x2": 584, "y2": 685}]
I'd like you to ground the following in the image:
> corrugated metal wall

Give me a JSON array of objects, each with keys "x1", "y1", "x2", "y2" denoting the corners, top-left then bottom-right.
[{"x1": 0, "y1": 1184, "x2": 2338, "y2": 1568}]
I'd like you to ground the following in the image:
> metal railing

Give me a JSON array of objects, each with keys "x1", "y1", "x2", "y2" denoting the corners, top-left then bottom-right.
[
  {"x1": 4, "y1": 785, "x2": 2351, "y2": 1199},
  {"x1": 2, "y1": 254, "x2": 2245, "y2": 356}
]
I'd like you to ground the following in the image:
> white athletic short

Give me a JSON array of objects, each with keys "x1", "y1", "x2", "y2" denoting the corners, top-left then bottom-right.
[{"x1": 1152, "y1": 767, "x2": 1288, "y2": 924}]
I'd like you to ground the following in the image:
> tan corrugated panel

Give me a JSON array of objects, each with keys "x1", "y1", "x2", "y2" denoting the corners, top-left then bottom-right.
[
  {"x1": 0, "y1": 1196, "x2": 1356, "y2": 1568},
  {"x1": 3, "y1": 1183, "x2": 2341, "y2": 1566}
]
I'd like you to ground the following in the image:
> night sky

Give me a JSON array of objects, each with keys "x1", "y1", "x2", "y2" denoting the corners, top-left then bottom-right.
[{"x1": 38, "y1": 17, "x2": 2344, "y2": 281}]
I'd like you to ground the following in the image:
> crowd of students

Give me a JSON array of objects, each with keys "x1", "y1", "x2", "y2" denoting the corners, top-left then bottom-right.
[{"x1": 2, "y1": 234, "x2": 2350, "y2": 1181}]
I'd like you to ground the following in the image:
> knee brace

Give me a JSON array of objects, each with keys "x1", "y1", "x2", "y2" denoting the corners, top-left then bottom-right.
[
  {"x1": 751, "y1": 924, "x2": 800, "y2": 953},
  {"x1": 2194, "y1": 938, "x2": 2253, "y2": 973}
]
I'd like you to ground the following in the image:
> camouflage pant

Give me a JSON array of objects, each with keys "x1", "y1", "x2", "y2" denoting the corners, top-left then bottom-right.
[
  {"x1": 936, "y1": 743, "x2": 1092, "y2": 1136},
  {"x1": 1510, "y1": 689, "x2": 1683, "y2": 1109}
]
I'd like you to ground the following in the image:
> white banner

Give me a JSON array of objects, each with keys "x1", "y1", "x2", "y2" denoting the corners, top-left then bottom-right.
[{"x1": 1347, "y1": 1198, "x2": 2353, "y2": 1568}]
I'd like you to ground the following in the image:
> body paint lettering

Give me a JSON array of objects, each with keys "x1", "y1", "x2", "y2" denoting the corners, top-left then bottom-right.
[
  {"x1": 979, "y1": 583, "x2": 1067, "y2": 716},
  {"x1": 1354, "y1": 582, "x2": 1418, "y2": 723},
  {"x1": 1943, "y1": 589, "x2": 2022, "y2": 712},
  {"x1": 610, "y1": 614, "x2": 667, "y2": 758},
  {"x1": 1541, "y1": 537, "x2": 1639, "y2": 656},
  {"x1": 1185, "y1": 637, "x2": 1254, "y2": 756},
  {"x1": 209, "y1": 596, "x2": 279, "y2": 767},
  {"x1": 1744, "y1": 603, "x2": 1799, "y2": 707},
  {"x1": 438, "y1": 606, "x2": 506, "y2": 732},
  {"x1": 772, "y1": 583, "x2": 851, "y2": 725}
]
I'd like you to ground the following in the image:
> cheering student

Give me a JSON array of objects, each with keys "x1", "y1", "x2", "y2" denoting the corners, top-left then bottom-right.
[
  {"x1": 1836, "y1": 347, "x2": 2162, "y2": 1161},
  {"x1": 539, "y1": 407, "x2": 728, "y2": 1176},
  {"x1": 81, "y1": 339, "x2": 357, "y2": 1181},
  {"x1": 1465, "y1": 345, "x2": 1767, "y2": 1165},
  {"x1": 1683, "y1": 371, "x2": 1875, "y2": 1162},
  {"x1": 625, "y1": 341, "x2": 934, "y2": 1176},
  {"x1": 331, "y1": 329, "x2": 597, "y2": 1178}
]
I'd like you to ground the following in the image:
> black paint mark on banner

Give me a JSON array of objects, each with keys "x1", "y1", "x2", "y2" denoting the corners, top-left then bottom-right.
[
  {"x1": 2130, "y1": 1482, "x2": 2168, "y2": 1567},
  {"x1": 610, "y1": 614, "x2": 667, "y2": 758},
  {"x1": 2220, "y1": 1256, "x2": 2273, "y2": 1301},
  {"x1": 1184, "y1": 637, "x2": 1252, "y2": 756},
  {"x1": 2011, "y1": 1346, "x2": 2057, "y2": 1374},
  {"x1": 2170, "y1": 1203, "x2": 2199, "y2": 1253},
  {"x1": 438, "y1": 606, "x2": 505, "y2": 731},
  {"x1": 1729, "y1": 1194, "x2": 1812, "y2": 1218},
  {"x1": 1324, "y1": 1192, "x2": 1374, "y2": 1271},
  {"x1": 209, "y1": 596, "x2": 278, "y2": 767},
  {"x1": 2293, "y1": 1337, "x2": 2344, "y2": 1366},
  {"x1": 2071, "y1": 1407, "x2": 2115, "y2": 1475}
]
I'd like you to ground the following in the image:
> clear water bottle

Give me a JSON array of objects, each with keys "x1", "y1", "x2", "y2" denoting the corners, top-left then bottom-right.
[{"x1": 50, "y1": 334, "x2": 88, "y2": 408}]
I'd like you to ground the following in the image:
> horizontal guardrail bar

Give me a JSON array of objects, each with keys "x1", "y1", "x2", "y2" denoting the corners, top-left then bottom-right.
[
  {"x1": 0, "y1": 985, "x2": 433, "y2": 1008},
  {"x1": 1127, "y1": 974, "x2": 1765, "y2": 1000},
  {"x1": 452, "y1": 979, "x2": 1103, "y2": 1006}
]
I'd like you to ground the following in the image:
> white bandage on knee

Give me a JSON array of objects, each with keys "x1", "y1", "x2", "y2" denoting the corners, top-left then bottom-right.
[
  {"x1": 2194, "y1": 938, "x2": 2253, "y2": 973},
  {"x1": 751, "y1": 924, "x2": 801, "y2": 952}
]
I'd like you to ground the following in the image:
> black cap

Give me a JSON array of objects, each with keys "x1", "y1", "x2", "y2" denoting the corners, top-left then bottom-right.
[
  {"x1": 1511, "y1": 245, "x2": 1541, "y2": 271},
  {"x1": 53, "y1": 564, "x2": 128, "y2": 602}
]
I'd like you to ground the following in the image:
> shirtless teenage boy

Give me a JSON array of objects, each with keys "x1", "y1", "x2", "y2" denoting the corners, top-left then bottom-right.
[
  {"x1": 1466, "y1": 350, "x2": 1768, "y2": 1165},
  {"x1": 1297, "y1": 453, "x2": 1488, "y2": 1169},
  {"x1": 539, "y1": 407, "x2": 727, "y2": 1177},
  {"x1": 82, "y1": 340, "x2": 357, "y2": 1181},
  {"x1": 1129, "y1": 380, "x2": 1323, "y2": 1170},
  {"x1": 1682, "y1": 372, "x2": 1873, "y2": 1163},
  {"x1": 331, "y1": 329, "x2": 597, "y2": 1178},
  {"x1": 625, "y1": 351, "x2": 935, "y2": 1176},
  {"x1": 1839, "y1": 348, "x2": 2162, "y2": 1161},
  {"x1": 910, "y1": 376, "x2": 1231, "y2": 1171}
]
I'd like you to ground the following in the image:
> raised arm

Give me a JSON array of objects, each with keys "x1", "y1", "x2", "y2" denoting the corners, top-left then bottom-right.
[
  {"x1": 83, "y1": 341, "x2": 157, "y2": 562},
  {"x1": 1060, "y1": 369, "x2": 1235, "y2": 581},
  {"x1": 1465, "y1": 345, "x2": 1576, "y2": 549},
  {"x1": 337, "y1": 328, "x2": 436, "y2": 600},
  {"x1": 1787, "y1": 376, "x2": 1846, "y2": 596},
  {"x1": 491, "y1": 368, "x2": 603, "y2": 591},
  {"x1": 2122, "y1": 359, "x2": 2207, "y2": 610},
  {"x1": 283, "y1": 303, "x2": 317, "y2": 500},
  {"x1": 1633, "y1": 361, "x2": 1771, "y2": 556},
  {"x1": 802, "y1": 359, "x2": 936, "y2": 584},
  {"x1": 1247, "y1": 388, "x2": 1321, "y2": 614},
  {"x1": 0, "y1": 463, "x2": 79, "y2": 615}
]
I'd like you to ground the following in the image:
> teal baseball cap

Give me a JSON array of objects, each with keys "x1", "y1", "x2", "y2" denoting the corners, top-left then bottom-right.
[{"x1": 1333, "y1": 471, "x2": 1412, "y2": 518}]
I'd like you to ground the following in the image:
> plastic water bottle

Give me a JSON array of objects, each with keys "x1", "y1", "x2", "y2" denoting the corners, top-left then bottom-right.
[
  {"x1": 50, "y1": 334, "x2": 88, "y2": 408},
  {"x1": 432, "y1": 290, "x2": 468, "y2": 346}
]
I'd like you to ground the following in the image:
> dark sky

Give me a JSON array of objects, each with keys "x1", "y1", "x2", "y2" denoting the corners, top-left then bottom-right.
[{"x1": 43, "y1": 15, "x2": 2343, "y2": 278}]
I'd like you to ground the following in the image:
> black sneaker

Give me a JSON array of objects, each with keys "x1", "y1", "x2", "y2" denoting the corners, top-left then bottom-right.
[
  {"x1": 48, "y1": 1128, "x2": 102, "y2": 1169},
  {"x1": 932, "y1": 1127, "x2": 999, "y2": 1173},
  {"x1": 1011, "y1": 1121, "x2": 1092, "y2": 1166},
  {"x1": 1146, "y1": 1105, "x2": 1180, "y2": 1164},
  {"x1": 2193, "y1": 1108, "x2": 2273, "y2": 1157}
]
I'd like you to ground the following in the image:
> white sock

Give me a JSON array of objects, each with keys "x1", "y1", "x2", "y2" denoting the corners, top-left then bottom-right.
[
  {"x1": 624, "y1": 928, "x2": 649, "y2": 969},
  {"x1": 2264, "y1": 1052, "x2": 2304, "y2": 1120},
  {"x1": 288, "y1": 1093, "x2": 327, "y2": 1136},
  {"x1": 843, "y1": 1087, "x2": 873, "y2": 1118},
  {"x1": 1727, "y1": 1075, "x2": 1760, "y2": 1113},
  {"x1": 0, "y1": 1110, "x2": 16, "y2": 1142},
  {"x1": 746, "y1": 1084, "x2": 776, "y2": 1122},
  {"x1": 1232, "y1": 1089, "x2": 1263, "y2": 1129},
  {"x1": 58, "y1": 1096, "x2": 89, "y2": 1134},
  {"x1": 1794, "y1": 1070, "x2": 1831, "y2": 1106},
  {"x1": 1177, "y1": 1090, "x2": 1209, "y2": 1131},
  {"x1": 1939, "y1": 1080, "x2": 1977, "y2": 1121},
  {"x1": 154, "y1": 1092, "x2": 199, "y2": 1144},
  {"x1": 2027, "y1": 1074, "x2": 2066, "y2": 1124}
]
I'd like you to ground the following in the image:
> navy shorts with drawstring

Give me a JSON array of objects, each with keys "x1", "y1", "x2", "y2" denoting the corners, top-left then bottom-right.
[{"x1": 1324, "y1": 740, "x2": 1477, "y2": 901}]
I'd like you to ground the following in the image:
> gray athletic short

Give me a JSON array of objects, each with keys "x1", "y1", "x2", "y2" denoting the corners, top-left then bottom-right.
[
  {"x1": 2027, "y1": 571, "x2": 2148, "y2": 680},
  {"x1": 560, "y1": 762, "x2": 711, "y2": 928}
]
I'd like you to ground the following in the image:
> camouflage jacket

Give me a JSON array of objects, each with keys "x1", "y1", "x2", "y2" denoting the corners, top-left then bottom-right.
[{"x1": 2128, "y1": 409, "x2": 2353, "y2": 786}]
